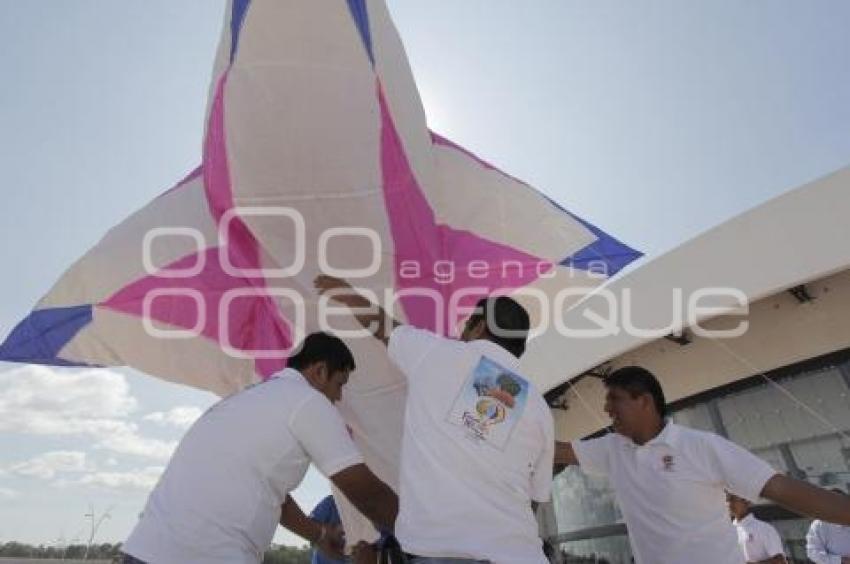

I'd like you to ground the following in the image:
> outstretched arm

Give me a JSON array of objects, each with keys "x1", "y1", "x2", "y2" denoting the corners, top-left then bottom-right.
[
  {"x1": 315, "y1": 275, "x2": 400, "y2": 347},
  {"x1": 761, "y1": 474, "x2": 850, "y2": 526}
]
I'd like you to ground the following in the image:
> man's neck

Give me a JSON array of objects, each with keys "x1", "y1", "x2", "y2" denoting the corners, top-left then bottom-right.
[{"x1": 630, "y1": 418, "x2": 666, "y2": 446}]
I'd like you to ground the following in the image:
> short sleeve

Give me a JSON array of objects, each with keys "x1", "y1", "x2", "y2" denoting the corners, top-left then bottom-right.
[
  {"x1": 572, "y1": 435, "x2": 613, "y2": 477},
  {"x1": 289, "y1": 395, "x2": 363, "y2": 478},
  {"x1": 761, "y1": 521, "x2": 786, "y2": 558},
  {"x1": 709, "y1": 435, "x2": 777, "y2": 501},
  {"x1": 531, "y1": 408, "x2": 556, "y2": 502},
  {"x1": 387, "y1": 325, "x2": 442, "y2": 379}
]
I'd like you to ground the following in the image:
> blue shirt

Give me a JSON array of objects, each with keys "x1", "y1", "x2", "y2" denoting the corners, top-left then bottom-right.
[{"x1": 310, "y1": 496, "x2": 347, "y2": 564}]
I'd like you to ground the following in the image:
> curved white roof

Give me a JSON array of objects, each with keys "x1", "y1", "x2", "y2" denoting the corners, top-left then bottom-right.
[{"x1": 521, "y1": 165, "x2": 850, "y2": 391}]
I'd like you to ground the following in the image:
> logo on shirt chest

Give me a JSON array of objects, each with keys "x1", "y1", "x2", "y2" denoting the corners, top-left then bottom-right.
[
  {"x1": 447, "y1": 356, "x2": 529, "y2": 449},
  {"x1": 661, "y1": 454, "x2": 675, "y2": 471}
]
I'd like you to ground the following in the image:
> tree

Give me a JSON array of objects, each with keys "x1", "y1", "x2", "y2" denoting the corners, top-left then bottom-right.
[{"x1": 263, "y1": 544, "x2": 312, "y2": 564}]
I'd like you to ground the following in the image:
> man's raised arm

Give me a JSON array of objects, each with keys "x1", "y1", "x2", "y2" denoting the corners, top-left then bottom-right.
[
  {"x1": 315, "y1": 275, "x2": 400, "y2": 347},
  {"x1": 761, "y1": 474, "x2": 850, "y2": 526}
]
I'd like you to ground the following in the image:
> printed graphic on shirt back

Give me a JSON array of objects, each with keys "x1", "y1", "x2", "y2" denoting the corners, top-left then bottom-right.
[{"x1": 447, "y1": 356, "x2": 530, "y2": 449}]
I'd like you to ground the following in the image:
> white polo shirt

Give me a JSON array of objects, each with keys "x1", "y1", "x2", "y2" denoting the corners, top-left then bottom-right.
[
  {"x1": 389, "y1": 325, "x2": 554, "y2": 564},
  {"x1": 734, "y1": 514, "x2": 785, "y2": 562},
  {"x1": 123, "y1": 369, "x2": 363, "y2": 564},
  {"x1": 807, "y1": 519, "x2": 850, "y2": 564},
  {"x1": 572, "y1": 423, "x2": 777, "y2": 564}
]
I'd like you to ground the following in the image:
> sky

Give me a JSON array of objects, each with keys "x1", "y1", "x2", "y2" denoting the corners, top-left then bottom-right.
[{"x1": 1, "y1": 0, "x2": 850, "y2": 548}]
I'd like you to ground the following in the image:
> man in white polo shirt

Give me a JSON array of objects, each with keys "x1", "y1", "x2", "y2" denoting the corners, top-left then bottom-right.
[
  {"x1": 727, "y1": 493, "x2": 787, "y2": 563},
  {"x1": 315, "y1": 275, "x2": 554, "y2": 564},
  {"x1": 122, "y1": 332, "x2": 398, "y2": 564},
  {"x1": 806, "y1": 489, "x2": 850, "y2": 564},
  {"x1": 554, "y1": 366, "x2": 850, "y2": 564}
]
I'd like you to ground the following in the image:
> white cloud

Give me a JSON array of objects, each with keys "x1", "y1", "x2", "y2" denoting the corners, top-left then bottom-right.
[
  {"x1": 0, "y1": 487, "x2": 18, "y2": 500},
  {"x1": 9, "y1": 451, "x2": 90, "y2": 480},
  {"x1": 0, "y1": 366, "x2": 175, "y2": 461},
  {"x1": 144, "y1": 406, "x2": 203, "y2": 429},
  {"x1": 0, "y1": 366, "x2": 136, "y2": 436},
  {"x1": 63, "y1": 466, "x2": 165, "y2": 492},
  {"x1": 96, "y1": 430, "x2": 176, "y2": 461}
]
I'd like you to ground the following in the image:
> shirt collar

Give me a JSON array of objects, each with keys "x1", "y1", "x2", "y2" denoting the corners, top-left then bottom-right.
[
  {"x1": 468, "y1": 339, "x2": 521, "y2": 368},
  {"x1": 734, "y1": 513, "x2": 756, "y2": 526},
  {"x1": 274, "y1": 367, "x2": 307, "y2": 384},
  {"x1": 639, "y1": 421, "x2": 681, "y2": 449}
]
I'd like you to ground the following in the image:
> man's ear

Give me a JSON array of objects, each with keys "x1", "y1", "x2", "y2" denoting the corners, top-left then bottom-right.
[
  {"x1": 301, "y1": 361, "x2": 328, "y2": 388},
  {"x1": 470, "y1": 318, "x2": 487, "y2": 340},
  {"x1": 314, "y1": 361, "x2": 329, "y2": 383}
]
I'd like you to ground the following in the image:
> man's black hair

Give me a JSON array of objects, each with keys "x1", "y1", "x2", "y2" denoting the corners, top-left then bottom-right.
[
  {"x1": 470, "y1": 296, "x2": 530, "y2": 358},
  {"x1": 605, "y1": 366, "x2": 668, "y2": 417},
  {"x1": 288, "y1": 332, "x2": 356, "y2": 375}
]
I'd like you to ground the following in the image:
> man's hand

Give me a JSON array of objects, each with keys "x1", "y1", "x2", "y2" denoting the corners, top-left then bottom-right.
[
  {"x1": 351, "y1": 540, "x2": 378, "y2": 564},
  {"x1": 315, "y1": 523, "x2": 346, "y2": 561}
]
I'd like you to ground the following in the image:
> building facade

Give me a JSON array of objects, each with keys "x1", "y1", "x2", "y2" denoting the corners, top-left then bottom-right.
[{"x1": 533, "y1": 167, "x2": 850, "y2": 563}]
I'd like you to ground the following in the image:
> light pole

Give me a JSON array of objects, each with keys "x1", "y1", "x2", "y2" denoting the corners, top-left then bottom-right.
[{"x1": 82, "y1": 504, "x2": 113, "y2": 560}]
